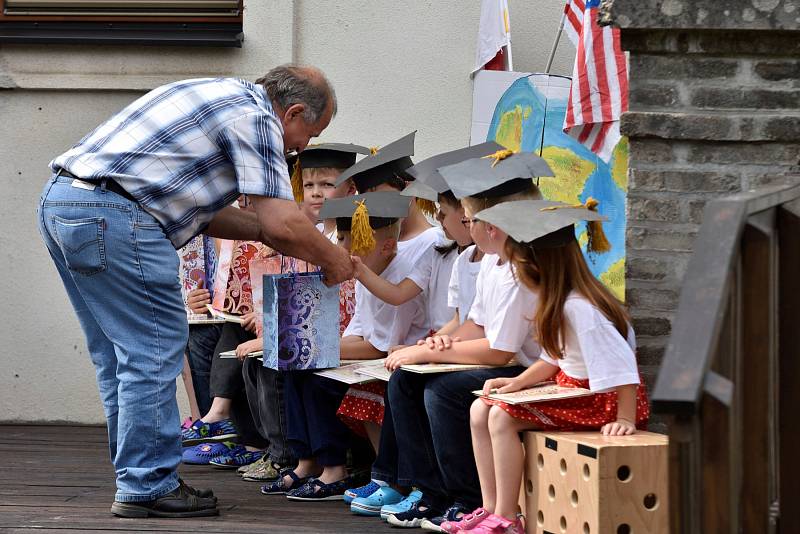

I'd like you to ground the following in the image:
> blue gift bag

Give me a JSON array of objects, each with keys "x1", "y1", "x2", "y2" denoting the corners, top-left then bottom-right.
[{"x1": 262, "y1": 268, "x2": 340, "y2": 371}]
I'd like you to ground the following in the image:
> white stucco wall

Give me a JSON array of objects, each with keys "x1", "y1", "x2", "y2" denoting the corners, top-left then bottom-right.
[{"x1": 0, "y1": 0, "x2": 573, "y2": 423}]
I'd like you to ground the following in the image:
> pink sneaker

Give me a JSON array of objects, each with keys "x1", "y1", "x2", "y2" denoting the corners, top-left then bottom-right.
[
  {"x1": 457, "y1": 513, "x2": 523, "y2": 534},
  {"x1": 181, "y1": 417, "x2": 194, "y2": 430},
  {"x1": 441, "y1": 507, "x2": 489, "y2": 533}
]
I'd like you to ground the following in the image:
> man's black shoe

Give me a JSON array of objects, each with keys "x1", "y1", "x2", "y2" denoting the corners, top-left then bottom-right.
[
  {"x1": 179, "y1": 478, "x2": 216, "y2": 500},
  {"x1": 111, "y1": 484, "x2": 219, "y2": 518}
]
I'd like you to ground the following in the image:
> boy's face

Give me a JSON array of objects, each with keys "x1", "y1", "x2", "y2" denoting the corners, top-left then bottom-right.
[
  {"x1": 337, "y1": 230, "x2": 392, "y2": 271},
  {"x1": 300, "y1": 169, "x2": 340, "y2": 221}
]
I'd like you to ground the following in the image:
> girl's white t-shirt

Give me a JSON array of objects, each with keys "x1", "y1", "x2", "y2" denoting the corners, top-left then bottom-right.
[
  {"x1": 537, "y1": 292, "x2": 640, "y2": 392},
  {"x1": 407, "y1": 243, "x2": 458, "y2": 332},
  {"x1": 468, "y1": 254, "x2": 541, "y2": 367},
  {"x1": 397, "y1": 226, "x2": 444, "y2": 265},
  {"x1": 447, "y1": 245, "x2": 482, "y2": 324}
]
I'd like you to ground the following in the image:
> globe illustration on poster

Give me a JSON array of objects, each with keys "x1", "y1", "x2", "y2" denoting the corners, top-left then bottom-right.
[{"x1": 474, "y1": 73, "x2": 627, "y2": 301}]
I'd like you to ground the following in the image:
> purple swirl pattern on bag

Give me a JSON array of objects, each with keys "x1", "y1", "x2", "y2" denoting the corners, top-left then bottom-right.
[{"x1": 277, "y1": 276, "x2": 322, "y2": 369}]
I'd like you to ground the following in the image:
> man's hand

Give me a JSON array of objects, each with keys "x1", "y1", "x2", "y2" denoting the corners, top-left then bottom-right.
[
  {"x1": 320, "y1": 246, "x2": 356, "y2": 286},
  {"x1": 186, "y1": 280, "x2": 211, "y2": 314}
]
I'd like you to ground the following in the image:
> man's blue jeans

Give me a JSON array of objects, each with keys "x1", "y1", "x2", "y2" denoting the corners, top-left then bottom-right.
[{"x1": 38, "y1": 174, "x2": 187, "y2": 502}]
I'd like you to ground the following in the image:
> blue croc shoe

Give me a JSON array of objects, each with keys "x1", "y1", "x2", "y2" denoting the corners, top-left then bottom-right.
[
  {"x1": 286, "y1": 477, "x2": 349, "y2": 501},
  {"x1": 182, "y1": 441, "x2": 237, "y2": 465},
  {"x1": 181, "y1": 418, "x2": 238, "y2": 446},
  {"x1": 260, "y1": 469, "x2": 316, "y2": 496},
  {"x1": 351, "y1": 485, "x2": 405, "y2": 516},
  {"x1": 343, "y1": 480, "x2": 380, "y2": 505},
  {"x1": 380, "y1": 489, "x2": 423, "y2": 521},
  {"x1": 209, "y1": 448, "x2": 264, "y2": 469}
]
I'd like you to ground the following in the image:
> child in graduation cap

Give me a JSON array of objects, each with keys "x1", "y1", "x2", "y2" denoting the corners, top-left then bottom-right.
[
  {"x1": 234, "y1": 143, "x2": 367, "y2": 483},
  {"x1": 378, "y1": 150, "x2": 551, "y2": 530},
  {"x1": 456, "y1": 199, "x2": 650, "y2": 534},
  {"x1": 336, "y1": 131, "x2": 443, "y2": 264},
  {"x1": 260, "y1": 191, "x2": 428, "y2": 502}
]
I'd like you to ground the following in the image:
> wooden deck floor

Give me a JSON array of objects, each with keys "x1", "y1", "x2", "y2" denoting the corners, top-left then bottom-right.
[{"x1": 0, "y1": 425, "x2": 398, "y2": 533}]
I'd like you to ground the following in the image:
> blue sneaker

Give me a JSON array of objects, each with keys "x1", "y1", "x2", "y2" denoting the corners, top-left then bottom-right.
[
  {"x1": 181, "y1": 418, "x2": 238, "y2": 446},
  {"x1": 351, "y1": 485, "x2": 404, "y2": 516},
  {"x1": 386, "y1": 494, "x2": 443, "y2": 528},
  {"x1": 182, "y1": 441, "x2": 238, "y2": 465},
  {"x1": 209, "y1": 448, "x2": 264, "y2": 469},
  {"x1": 420, "y1": 502, "x2": 472, "y2": 532},
  {"x1": 343, "y1": 480, "x2": 380, "y2": 505},
  {"x1": 380, "y1": 489, "x2": 423, "y2": 521}
]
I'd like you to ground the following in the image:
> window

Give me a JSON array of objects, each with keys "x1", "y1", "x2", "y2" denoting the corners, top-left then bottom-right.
[{"x1": 0, "y1": 0, "x2": 244, "y2": 47}]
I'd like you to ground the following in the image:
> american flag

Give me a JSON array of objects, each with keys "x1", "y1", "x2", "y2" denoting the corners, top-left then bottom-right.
[{"x1": 562, "y1": 0, "x2": 628, "y2": 162}]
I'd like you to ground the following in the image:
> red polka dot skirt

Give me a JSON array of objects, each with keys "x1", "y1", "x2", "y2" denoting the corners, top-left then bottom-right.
[
  {"x1": 337, "y1": 381, "x2": 386, "y2": 437},
  {"x1": 482, "y1": 371, "x2": 650, "y2": 430}
]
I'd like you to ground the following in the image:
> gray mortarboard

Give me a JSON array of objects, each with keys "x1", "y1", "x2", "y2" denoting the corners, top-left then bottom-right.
[
  {"x1": 288, "y1": 143, "x2": 370, "y2": 202},
  {"x1": 400, "y1": 179, "x2": 440, "y2": 202},
  {"x1": 335, "y1": 132, "x2": 416, "y2": 192},
  {"x1": 403, "y1": 141, "x2": 505, "y2": 200},
  {"x1": 319, "y1": 191, "x2": 411, "y2": 255},
  {"x1": 438, "y1": 150, "x2": 555, "y2": 199},
  {"x1": 473, "y1": 198, "x2": 611, "y2": 253}
]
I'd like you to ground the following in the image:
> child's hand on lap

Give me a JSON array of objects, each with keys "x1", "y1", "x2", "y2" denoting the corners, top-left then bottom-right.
[
  {"x1": 385, "y1": 346, "x2": 422, "y2": 370},
  {"x1": 600, "y1": 419, "x2": 636, "y2": 436},
  {"x1": 241, "y1": 312, "x2": 258, "y2": 333},
  {"x1": 418, "y1": 334, "x2": 460, "y2": 351},
  {"x1": 186, "y1": 280, "x2": 211, "y2": 314},
  {"x1": 482, "y1": 377, "x2": 524, "y2": 395},
  {"x1": 235, "y1": 338, "x2": 263, "y2": 361}
]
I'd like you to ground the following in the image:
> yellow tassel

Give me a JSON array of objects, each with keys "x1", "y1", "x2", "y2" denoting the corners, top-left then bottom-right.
[
  {"x1": 541, "y1": 197, "x2": 611, "y2": 253},
  {"x1": 416, "y1": 197, "x2": 437, "y2": 218},
  {"x1": 350, "y1": 200, "x2": 376, "y2": 256},
  {"x1": 370, "y1": 146, "x2": 380, "y2": 156},
  {"x1": 481, "y1": 148, "x2": 516, "y2": 167},
  {"x1": 290, "y1": 158, "x2": 303, "y2": 203}
]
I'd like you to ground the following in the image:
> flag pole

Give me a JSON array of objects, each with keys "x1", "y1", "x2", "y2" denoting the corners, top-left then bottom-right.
[{"x1": 545, "y1": 9, "x2": 567, "y2": 74}]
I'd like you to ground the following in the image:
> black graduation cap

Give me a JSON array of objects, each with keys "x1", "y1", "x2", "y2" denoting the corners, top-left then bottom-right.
[
  {"x1": 473, "y1": 198, "x2": 611, "y2": 253},
  {"x1": 438, "y1": 149, "x2": 555, "y2": 199},
  {"x1": 404, "y1": 141, "x2": 505, "y2": 198},
  {"x1": 288, "y1": 143, "x2": 370, "y2": 202},
  {"x1": 319, "y1": 191, "x2": 411, "y2": 255},
  {"x1": 335, "y1": 132, "x2": 416, "y2": 192}
]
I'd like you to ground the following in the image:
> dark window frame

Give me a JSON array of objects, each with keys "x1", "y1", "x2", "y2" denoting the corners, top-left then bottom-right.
[{"x1": 0, "y1": 0, "x2": 244, "y2": 47}]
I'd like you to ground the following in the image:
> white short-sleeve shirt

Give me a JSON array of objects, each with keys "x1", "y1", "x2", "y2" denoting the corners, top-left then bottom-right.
[
  {"x1": 343, "y1": 253, "x2": 428, "y2": 351},
  {"x1": 468, "y1": 254, "x2": 541, "y2": 367},
  {"x1": 397, "y1": 226, "x2": 444, "y2": 265},
  {"x1": 407, "y1": 243, "x2": 458, "y2": 332},
  {"x1": 537, "y1": 293, "x2": 640, "y2": 392},
  {"x1": 447, "y1": 245, "x2": 482, "y2": 324}
]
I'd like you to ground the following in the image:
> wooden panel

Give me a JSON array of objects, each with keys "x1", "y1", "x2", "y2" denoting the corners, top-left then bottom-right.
[
  {"x1": 739, "y1": 221, "x2": 774, "y2": 534},
  {"x1": 778, "y1": 206, "x2": 800, "y2": 533}
]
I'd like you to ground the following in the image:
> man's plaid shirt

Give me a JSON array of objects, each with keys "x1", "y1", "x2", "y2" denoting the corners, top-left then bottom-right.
[{"x1": 50, "y1": 77, "x2": 291, "y2": 248}]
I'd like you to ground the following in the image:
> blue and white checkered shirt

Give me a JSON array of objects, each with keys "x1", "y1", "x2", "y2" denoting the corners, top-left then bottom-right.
[{"x1": 50, "y1": 77, "x2": 291, "y2": 248}]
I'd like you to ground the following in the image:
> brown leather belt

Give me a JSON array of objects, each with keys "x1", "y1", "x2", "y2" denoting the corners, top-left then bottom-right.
[{"x1": 56, "y1": 169, "x2": 137, "y2": 203}]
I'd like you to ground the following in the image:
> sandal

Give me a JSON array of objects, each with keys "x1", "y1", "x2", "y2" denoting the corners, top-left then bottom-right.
[{"x1": 260, "y1": 468, "x2": 316, "y2": 495}]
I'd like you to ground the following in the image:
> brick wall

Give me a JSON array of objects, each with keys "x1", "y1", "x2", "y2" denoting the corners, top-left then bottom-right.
[{"x1": 603, "y1": 0, "x2": 800, "y2": 384}]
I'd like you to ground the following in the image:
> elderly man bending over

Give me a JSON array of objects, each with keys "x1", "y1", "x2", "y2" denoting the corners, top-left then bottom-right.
[{"x1": 37, "y1": 65, "x2": 354, "y2": 518}]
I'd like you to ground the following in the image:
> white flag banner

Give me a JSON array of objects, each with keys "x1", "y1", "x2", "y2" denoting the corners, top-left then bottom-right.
[{"x1": 472, "y1": 0, "x2": 512, "y2": 74}]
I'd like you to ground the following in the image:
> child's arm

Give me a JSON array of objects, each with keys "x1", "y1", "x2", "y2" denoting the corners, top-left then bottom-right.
[
  {"x1": 385, "y1": 337, "x2": 513, "y2": 370},
  {"x1": 340, "y1": 335, "x2": 386, "y2": 360},
  {"x1": 433, "y1": 312, "x2": 460, "y2": 336},
  {"x1": 601, "y1": 384, "x2": 638, "y2": 435},
  {"x1": 354, "y1": 258, "x2": 422, "y2": 305},
  {"x1": 481, "y1": 359, "x2": 560, "y2": 395}
]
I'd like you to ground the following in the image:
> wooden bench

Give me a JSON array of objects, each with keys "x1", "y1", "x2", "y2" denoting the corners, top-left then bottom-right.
[{"x1": 521, "y1": 431, "x2": 668, "y2": 534}]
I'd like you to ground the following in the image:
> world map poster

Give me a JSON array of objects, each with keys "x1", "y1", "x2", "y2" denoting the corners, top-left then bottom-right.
[{"x1": 470, "y1": 70, "x2": 628, "y2": 300}]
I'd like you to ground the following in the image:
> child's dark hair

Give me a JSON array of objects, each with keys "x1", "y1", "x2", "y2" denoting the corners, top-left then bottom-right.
[{"x1": 433, "y1": 190, "x2": 463, "y2": 257}]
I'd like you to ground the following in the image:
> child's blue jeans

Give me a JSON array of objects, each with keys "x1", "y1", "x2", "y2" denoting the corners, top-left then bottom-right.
[{"x1": 38, "y1": 174, "x2": 187, "y2": 502}]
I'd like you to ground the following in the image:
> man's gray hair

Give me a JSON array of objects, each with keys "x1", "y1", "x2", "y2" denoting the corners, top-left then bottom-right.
[{"x1": 256, "y1": 64, "x2": 337, "y2": 124}]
